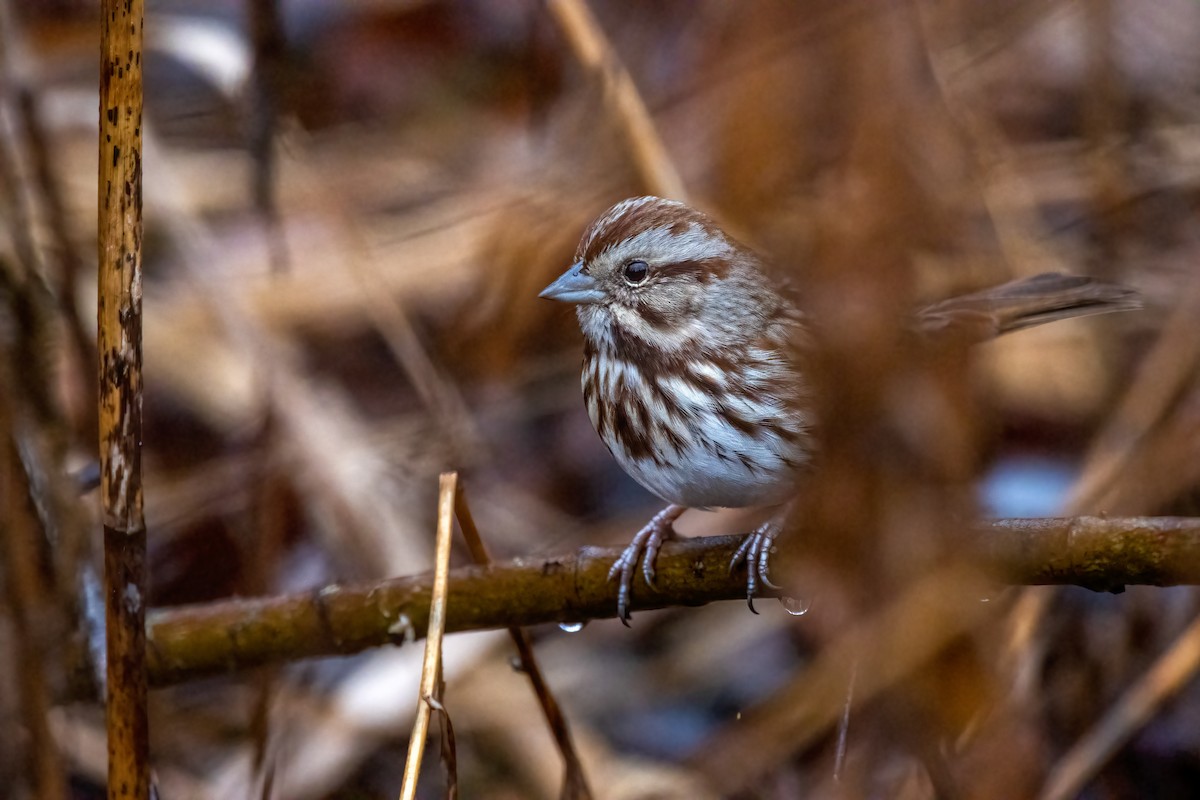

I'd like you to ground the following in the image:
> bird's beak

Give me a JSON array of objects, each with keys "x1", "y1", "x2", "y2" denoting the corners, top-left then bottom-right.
[{"x1": 539, "y1": 262, "x2": 604, "y2": 304}]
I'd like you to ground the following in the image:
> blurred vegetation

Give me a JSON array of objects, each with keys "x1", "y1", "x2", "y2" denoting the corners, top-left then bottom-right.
[{"x1": 1, "y1": 0, "x2": 1200, "y2": 797}]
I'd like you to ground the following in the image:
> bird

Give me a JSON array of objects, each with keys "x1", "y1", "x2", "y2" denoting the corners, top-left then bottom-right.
[{"x1": 539, "y1": 196, "x2": 1139, "y2": 623}]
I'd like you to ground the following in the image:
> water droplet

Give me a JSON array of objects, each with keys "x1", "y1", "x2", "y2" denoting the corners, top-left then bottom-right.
[
  {"x1": 387, "y1": 614, "x2": 416, "y2": 645},
  {"x1": 780, "y1": 596, "x2": 810, "y2": 616},
  {"x1": 558, "y1": 621, "x2": 586, "y2": 633},
  {"x1": 979, "y1": 596, "x2": 991, "y2": 603}
]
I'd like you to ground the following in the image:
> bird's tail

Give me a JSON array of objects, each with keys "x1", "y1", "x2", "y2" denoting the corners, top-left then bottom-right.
[{"x1": 917, "y1": 272, "x2": 1141, "y2": 341}]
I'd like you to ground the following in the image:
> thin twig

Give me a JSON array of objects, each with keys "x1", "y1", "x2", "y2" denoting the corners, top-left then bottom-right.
[
  {"x1": 399, "y1": 472, "x2": 457, "y2": 800},
  {"x1": 454, "y1": 483, "x2": 594, "y2": 800}
]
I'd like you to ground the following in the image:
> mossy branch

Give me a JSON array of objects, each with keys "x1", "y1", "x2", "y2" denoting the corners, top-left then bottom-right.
[{"x1": 141, "y1": 516, "x2": 1200, "y2": 687}]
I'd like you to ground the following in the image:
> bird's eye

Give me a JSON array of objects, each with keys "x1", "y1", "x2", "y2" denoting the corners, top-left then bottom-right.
[{"x1": 623, "y1": 260, "x2": 649, "y2": 285}]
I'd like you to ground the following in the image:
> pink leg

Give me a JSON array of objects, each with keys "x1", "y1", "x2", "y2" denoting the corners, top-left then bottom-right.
[{"x1": 607, "y1": 504, "x2": 687, "y2": 624}]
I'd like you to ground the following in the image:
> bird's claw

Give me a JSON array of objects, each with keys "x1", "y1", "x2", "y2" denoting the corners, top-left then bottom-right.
[
  {"x1": 608, "y1": 504, "x2": 686, "y2": 623},
  {"x1": 606, "y1": 547, "x2": 640, "y2": 626},
  {"x1": 730, "y1": 517, "x2": 783, "y2": 612}
]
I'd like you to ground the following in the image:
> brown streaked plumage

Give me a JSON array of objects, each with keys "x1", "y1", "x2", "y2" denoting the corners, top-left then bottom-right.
[{"x1": 540, "y1": 196, "x2": 1140, "y2": 623}]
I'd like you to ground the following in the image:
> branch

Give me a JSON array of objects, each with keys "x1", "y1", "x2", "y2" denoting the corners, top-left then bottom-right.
[{"x1": 145, "y1": 516, "x2": 1200, "y2": 687}]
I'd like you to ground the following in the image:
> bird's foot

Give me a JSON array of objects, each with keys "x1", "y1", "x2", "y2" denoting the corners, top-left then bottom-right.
[
  {"x1": 730, "y1": 516, "x2": 784, "y2": 613},
  {"x1": 608, "y1": 504, "x2": 687, "y2": 625}
]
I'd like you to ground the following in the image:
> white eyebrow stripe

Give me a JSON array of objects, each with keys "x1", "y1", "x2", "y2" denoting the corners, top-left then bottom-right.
[{"x1": 603, "y1": 222, "x2": 732, "y2": 266}]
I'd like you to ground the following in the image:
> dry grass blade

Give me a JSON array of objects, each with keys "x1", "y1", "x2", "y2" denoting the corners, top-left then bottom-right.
[
  {"x1": 0, "y1": 399, "x2": 67, "y2": 800},
  {"x1": 547, "y1": 0, "x2": 688, "y2": 202},
  {"x1": 282, "y1": 145, "x2": 481, "y2": 458},
  {"x1": 399, "y1": 471, "x2": 458, "y2": 800},
  {"x1": 454, "y1": 484, "x2": 593, "y2": 800},
  {"x1": 354, "y1": 276, "x2": 480, "y2": 459},
  {"x1": 1039, "y1": 611, "x2": 1200, "y2": 800}
]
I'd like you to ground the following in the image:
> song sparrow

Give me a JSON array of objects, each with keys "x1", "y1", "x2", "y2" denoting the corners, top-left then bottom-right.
[{"x1": 540, "y1": 196, "x2": 1139, "y2": 623}]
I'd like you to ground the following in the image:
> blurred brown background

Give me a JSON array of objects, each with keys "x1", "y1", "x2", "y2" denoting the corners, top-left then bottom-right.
[{"x1": 2, "y1": 0, "x2": 1199, "y2": 797}]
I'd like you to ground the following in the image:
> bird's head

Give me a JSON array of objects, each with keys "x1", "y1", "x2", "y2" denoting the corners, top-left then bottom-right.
[{"x1": 539, "y1": 196, "x2": 770, "y2": 351}]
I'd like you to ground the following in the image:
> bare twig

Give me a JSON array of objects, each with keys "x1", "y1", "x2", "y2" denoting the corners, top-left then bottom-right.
[
  {"x1": 142, "y1": 517, "x2": 1200, "y2": 688},
  {"x1": 454, "y1": 483, "x2": 593, "y2": 800},
  {"x1": 98, "y1": 0, "x2": 149, "y2": 797},
  {"x1": 399, "y1": 472, "x2": 457, "y2": 800}
]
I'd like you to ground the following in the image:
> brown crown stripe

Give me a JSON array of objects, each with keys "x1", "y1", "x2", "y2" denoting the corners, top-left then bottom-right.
[{"x1": 579, "y1": 203, "x2": 724, "y2": 265}]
